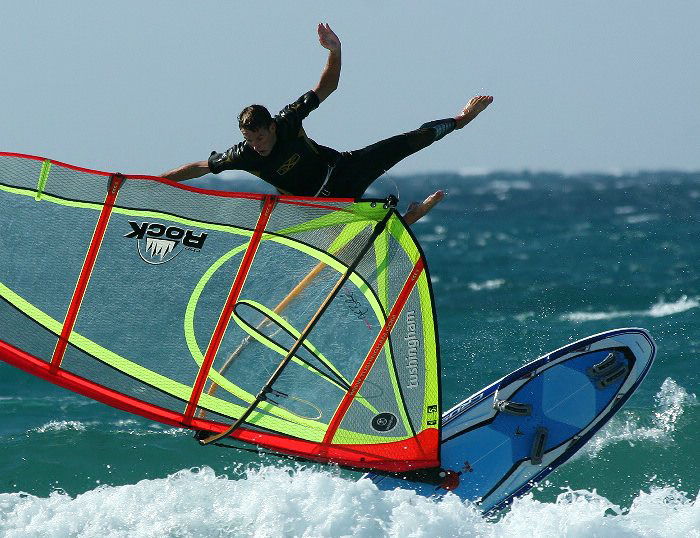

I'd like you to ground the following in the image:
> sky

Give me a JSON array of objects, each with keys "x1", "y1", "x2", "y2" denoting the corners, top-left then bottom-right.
[{"x1": 2, "y1": 0, "x2": 699, "y2": 177}]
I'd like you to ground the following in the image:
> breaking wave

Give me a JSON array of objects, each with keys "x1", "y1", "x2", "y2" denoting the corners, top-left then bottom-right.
[
  {"x1": 0, "y1": 466, "x2": 697, "y2": 537},
  {"x1": 561, "y1": 296, "x2": 699, "y2": 322}
]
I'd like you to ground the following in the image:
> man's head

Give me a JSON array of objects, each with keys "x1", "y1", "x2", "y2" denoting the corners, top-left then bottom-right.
[{"x1": 238, "y1": 105, "x2": 276, "y2": 156}]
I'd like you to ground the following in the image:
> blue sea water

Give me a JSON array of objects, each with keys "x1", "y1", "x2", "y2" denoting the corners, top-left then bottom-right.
[{"x1": 1, "y1": 170, "x2": 699, "y2": 537}]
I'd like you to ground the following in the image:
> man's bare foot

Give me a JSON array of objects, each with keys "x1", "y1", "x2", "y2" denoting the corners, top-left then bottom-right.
[
  {"x1": 403, "y1": 190, "x2": 445, "y2": 225},
  {"x1": 455, "y1": 95, "x2": 493, "y2": 129}
]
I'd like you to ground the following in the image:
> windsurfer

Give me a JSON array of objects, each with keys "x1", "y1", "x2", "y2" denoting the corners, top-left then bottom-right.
[{"x1": 161, "y1": 23, "x2": 492, "y2": 223}]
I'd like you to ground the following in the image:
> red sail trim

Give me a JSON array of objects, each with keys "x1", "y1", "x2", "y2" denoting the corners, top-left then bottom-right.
[
  {"x1": 50, "y1": 174, "x2": 124, "y2": 373},
  {"x1": 322, "y1": 258, "x2": 426, "y2": 447},
  {"x1": 233, "y1": 427, "x2": 440, "y2": 471},
  {"x1": 0, "y1": 152, "x2": 355, "y2": 204},
  {"x1": 0, "y1": 339, "x2": 439, "y2": 471},
  {"x1": 182, "y1": 195, "x2": 276, "y2": 424},
  {"x1": 0, "y1": 152, "x2": 112, "y2": 176},
  {"x1": 2, "y1": 339, "x2": 190, "y2": 429}
]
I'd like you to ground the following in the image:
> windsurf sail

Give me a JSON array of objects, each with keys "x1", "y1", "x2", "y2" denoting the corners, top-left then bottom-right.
[{"x1": 0, "y1": 152, "x2": 441, "y2": 472}]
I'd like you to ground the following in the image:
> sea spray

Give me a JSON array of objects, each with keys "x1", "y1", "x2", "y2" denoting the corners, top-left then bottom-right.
[
  {"x1": 581, "y1": 377, "x2": 698, "y2": 458},
  {"x1": 0, "y1": 467, "x2": 697, "y2": 538}
]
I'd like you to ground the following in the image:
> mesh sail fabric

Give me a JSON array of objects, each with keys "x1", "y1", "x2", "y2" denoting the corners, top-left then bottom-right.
[{"x1": 0, "y1": 152, "x2": 440, "y2": 472}]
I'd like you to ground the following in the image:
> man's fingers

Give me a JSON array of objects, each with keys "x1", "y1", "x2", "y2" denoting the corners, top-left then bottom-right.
[{"x1": 317, "y1": 22, "x2": 339, "y2": 50}]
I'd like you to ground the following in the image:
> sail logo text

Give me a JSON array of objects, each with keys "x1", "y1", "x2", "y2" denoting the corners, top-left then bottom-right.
[
  {"x1": 124, "y1": 221, "x2": 208, "y2": 265},
  {"x1": 405, "y1": 310, "x2": 420, "y2": 389}
]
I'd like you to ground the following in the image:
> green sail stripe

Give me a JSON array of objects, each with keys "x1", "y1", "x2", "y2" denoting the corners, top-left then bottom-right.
[
  {"x1": 2, "y1": 185, "x2": 416, "y2": 264},
  {"x1": 0, "y1": 183, "x2": 254, "y2": 238},
  {"x1": 417, "y1": 271, "x2": 439, "y2": 430},
  {"x1": 74, "y1": 329, "x2": 329, "y2": 437},
  {"x1": 232, "y1": 299, "x2": 379, "y2": 415},
  {"x1": 322, "y1": 215, "x2": 425, "y2": 445},
  {"x1": 374, "y1": 229, "x2": 415, "y2": 438},
  {"x1": 260, "y1": 229, "x2": 415, "y2": 440},
  {"x1": 262, "y1": 234, "x2": 386, "y2": 324},
  {"x1": 0, "y1": 280, "x2": 329, "y2": 438},
  {"x1": 0, "y1": 282, "x2": 63, "y2": 334},
  {"x1": 0, "y1": 282, "x2": 213, "y2": 415},
  {"x1": 230, "y1": 311, "x2": 345, "y2": 388},
  {"x1": 2, "y1": 184, "x2": 401, "y2": 251},
  {"x1": 35, "y1": 160, "x2": 51, "y2": 201},
  {"x1": 386, "y1": 213, "x2": 439, "y2": 430},
  {"x1": 185, "y1": 233, "x2": 388, "y2": 370},
  {"x1": 327, "y1": 220, "x2": 370, "y2": 253},
  {"x1": 274, "y1": 202, "x2": 388, "y2": 237},
  {"x1": 373, "y1": 232, "x2": 390, "y2": 312},
  {"x1": 1, "y1": 183, "x2": 104, "y2": 211},
  {"x1": 184, "y1": 233, "x2": 388, "y2": 431},
  {"x1": 232, "y1": 299, "x2": 348, "y2": 383},
  {"x1": 386, "y1": 213, "x2": 420, "y2": 264},
  {"x1": 183, "y1": 241, "x2": 247, "y2": 366},
  {"x1": 179, "y1": 241, "x2": 329, "y2": 430}
]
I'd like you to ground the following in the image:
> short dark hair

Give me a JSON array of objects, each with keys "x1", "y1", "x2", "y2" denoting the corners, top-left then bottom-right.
[{"x1": 238, "y1": 105, "x2": 273, "y2": 131}]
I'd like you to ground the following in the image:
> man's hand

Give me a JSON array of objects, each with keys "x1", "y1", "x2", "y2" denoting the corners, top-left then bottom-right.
[
  {"x1": 160, "y1": 161, "x2": 209, "y2": 182},
  {"x1": 313, "y1": 23, "x2": 341, "y2": 103},
  {"x1": 317, "y1": 23, "x2": 340, "y2": 52}
]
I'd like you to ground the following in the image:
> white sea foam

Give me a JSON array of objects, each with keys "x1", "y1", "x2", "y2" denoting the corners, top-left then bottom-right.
[
  {"x1": 625, "y1": 213, "x2": 659, "y2": 224},
  {"x1": 647, "y1": 296, "x2": 700, "y2": 317},
  {"x1": 32, "y1": 420, "x2": 87, "y2": 433},
  {"x1": 111, "y1": 424, "x2": 187, "y2": 437},
  {"x1": 580, "y1": 378, "x2": 698, "y2": 458},
  {"x1": 563, "y1": 310, "x2": 633, "y2": 322},
  {"x1": 473, "y1": 180, "x2": 533, "y2": 197},
  {"x1": 561, "y1": 295, "x2": 699, "y2": 322},
  {"x1": 29, "y1": 419, "x2": 191, "y2": 437},
  {"x1": 414, "y1": 223, "x2": 449, "y2": 243},
  {"x1": 468, "y1": 279, "x2": 506, "y2": 292},
  {"x1": 0, "y1": 467, "x2": 697, "y2": 538}
]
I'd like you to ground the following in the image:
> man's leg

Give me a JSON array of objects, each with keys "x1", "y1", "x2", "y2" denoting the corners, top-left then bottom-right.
[{"x1": 328, "y1": 95, "x2": 493, "y2": 199}]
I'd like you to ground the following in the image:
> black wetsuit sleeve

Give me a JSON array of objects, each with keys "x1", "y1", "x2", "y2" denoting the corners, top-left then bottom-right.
[
  {"x1": 208, "y1": 143, "x2": 248, "y2": 174},
  {"x1": 274, "y1": 91, "x2": 321, "y2": 139}
]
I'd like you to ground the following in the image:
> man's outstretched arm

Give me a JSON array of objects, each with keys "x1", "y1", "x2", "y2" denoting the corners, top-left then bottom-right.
[
  {"x1": 313, "y1": 23, "x2": 341, "y2": 103},
  {"x1": 160, "y1": 161, "x2": 210, "y2": 182}
]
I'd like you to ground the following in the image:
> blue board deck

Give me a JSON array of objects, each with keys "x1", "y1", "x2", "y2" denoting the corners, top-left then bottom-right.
[{"x1": 368, "y1": 328, "x2": 656, "y2": 513}]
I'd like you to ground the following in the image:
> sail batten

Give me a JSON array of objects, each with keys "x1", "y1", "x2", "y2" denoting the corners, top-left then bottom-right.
[
  {"x1": 183, "y1": 195, "x2": 276, "y2": 424},
  {"x1": 50, "y1": 173, "x2": 124, "y2": 373},
  {"x1": 0, "y1": 152, "x2": 441, "y2": 472}
]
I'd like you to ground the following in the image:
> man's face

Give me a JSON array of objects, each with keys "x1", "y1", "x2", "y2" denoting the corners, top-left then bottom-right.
[{"x1": 241, "y1": 124, "x2": 277, "y2": 157}]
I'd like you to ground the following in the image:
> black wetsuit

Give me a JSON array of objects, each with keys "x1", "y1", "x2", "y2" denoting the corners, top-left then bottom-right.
[{"x1": 208, "y1": 90, "x2": 455, "y2": 199}]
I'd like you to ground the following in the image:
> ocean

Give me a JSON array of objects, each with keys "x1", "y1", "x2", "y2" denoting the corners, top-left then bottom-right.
[{"x1": 1, "y1": 170, "x2": 698, "y2": 537}]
